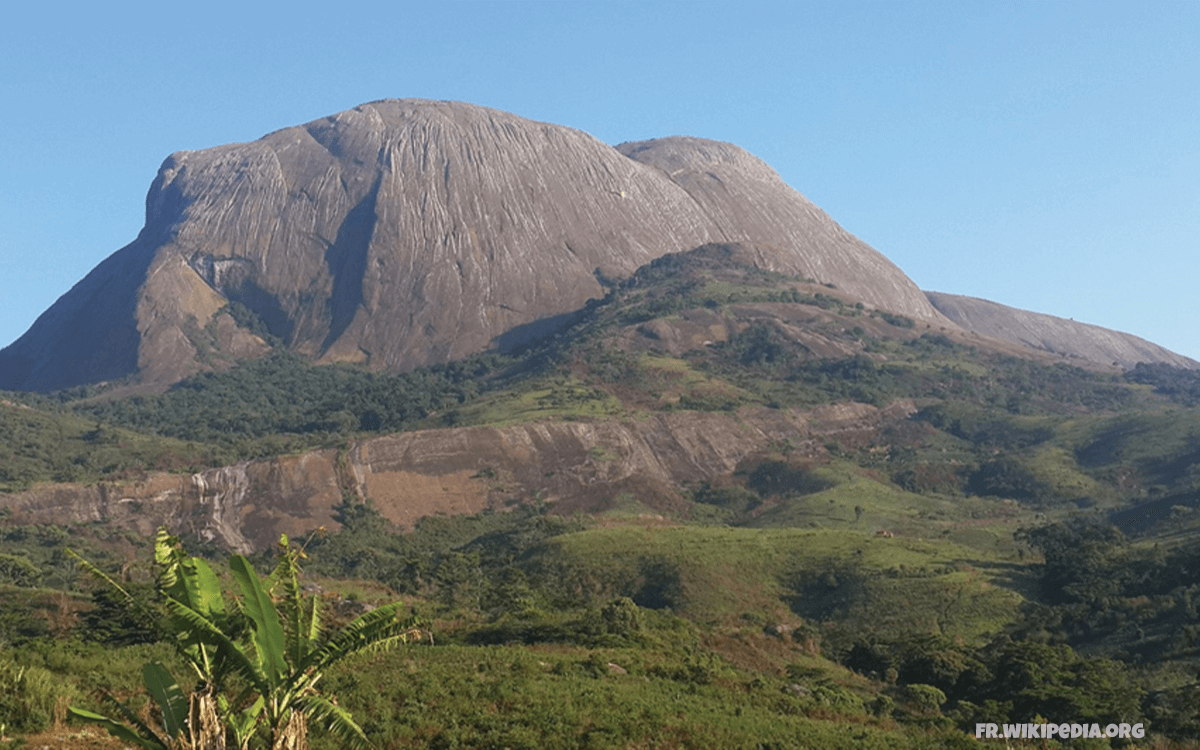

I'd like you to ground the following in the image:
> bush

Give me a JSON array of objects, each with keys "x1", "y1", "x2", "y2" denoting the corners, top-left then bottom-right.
[{"x1": 600, "y1": 597, "x2": 644, "y2": 639}]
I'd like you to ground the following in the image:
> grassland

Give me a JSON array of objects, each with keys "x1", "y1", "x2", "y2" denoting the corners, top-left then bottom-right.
[{"x1": 536, "y1": 524, "x2": 1022, "y2": 641}]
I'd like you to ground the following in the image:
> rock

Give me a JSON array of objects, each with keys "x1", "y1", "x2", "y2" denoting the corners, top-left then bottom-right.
[
  {"x1": 765, "y1": 623, "x2": 794, "y2": 639},
  {"x1": 0, "y1": 401, "x2": 916, "y2": 551},
  {"x1": 1, "y1": 99, "x2": 948, "y2": 392},
  {"x1": 618, "y1": 137, "x2": 938, "y2": 320},
  {"x1": 926, "y1": 291, "x2": 1199, "y2": 370}
]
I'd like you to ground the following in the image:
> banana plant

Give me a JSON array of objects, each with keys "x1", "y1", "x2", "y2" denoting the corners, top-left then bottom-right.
[
  {"x1": 70, "y1": 529, "x2": 423, "y2": 750},
  {"x1": 169, "y1": 535, "x2": 423, "y2": 750},
  {"x1": 69, "y1": 530, "x2": 242, "y2": 749}
]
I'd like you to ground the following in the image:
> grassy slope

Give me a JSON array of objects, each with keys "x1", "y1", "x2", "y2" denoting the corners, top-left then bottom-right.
[
  {"x1": 321, "y1": 642, "x2": 973, "y2": 750},
  {"x1": 0, "y1": 399, "x2": 218, "y2": 491},
  {"x1": 539, "y1": 524, "x2": 1021, "y2": 641}
]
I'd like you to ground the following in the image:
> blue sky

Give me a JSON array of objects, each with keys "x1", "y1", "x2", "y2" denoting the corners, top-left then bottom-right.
[{"x1": 2, "y1": 1, "x2": 1198, "y2": 361}]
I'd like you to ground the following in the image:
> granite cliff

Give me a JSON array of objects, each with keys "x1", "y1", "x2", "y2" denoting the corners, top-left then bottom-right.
[
  {"x1": 926, "y1": 292, "x2": 1199, "y2": 370},
  {"x1": 0, "y1": 99, "x2": 946, "y2": 392}
]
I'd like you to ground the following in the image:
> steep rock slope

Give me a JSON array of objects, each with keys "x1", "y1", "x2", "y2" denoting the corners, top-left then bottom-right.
[
  {"x1": 618, "y1": 137, "x2": 933, "y2": 318},
  {"x1": 0, "y1": 99, "x2": 947, "y2": 391},
  {"x1": 0, "y1": 402, "x2": 911, "y2": 552},
  {"x1": 926, "y1": 292, "x2": 1198, "y2": 370}
]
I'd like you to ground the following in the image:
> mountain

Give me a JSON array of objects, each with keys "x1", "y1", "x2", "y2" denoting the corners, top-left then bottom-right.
[
  {"x1": 0, "y1": 99, "x2": 945, "y2": 392},
  {"x1": 5, "y1": 102, "x2": 1200, "y2": 746},
  {"x1": 7, "y1": 243, "x2": 1193, "y2": 549},
  {"x1": 926, "y1": 291, "x2": 1199, "y2": 370}
]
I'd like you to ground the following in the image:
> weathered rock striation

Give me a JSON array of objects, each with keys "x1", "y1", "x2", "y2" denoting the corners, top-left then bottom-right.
[
  {"x1": 617, "y1": 138, "x2": 930, "y2": 317},
  {"x1": 0, "y1": 99, "x2": 947, "y2": 392},
  {"x1": 0, "y1": 402, "x2": 912, "y2": 552},
  {"x1": 926, "y1": 292, "x2": 1199, "y2": 370}
]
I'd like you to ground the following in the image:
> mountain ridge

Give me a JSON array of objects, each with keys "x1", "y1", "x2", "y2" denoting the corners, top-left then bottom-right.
[{"x1": 926, "y1": 291, "x2": 1199, "y2": 370}]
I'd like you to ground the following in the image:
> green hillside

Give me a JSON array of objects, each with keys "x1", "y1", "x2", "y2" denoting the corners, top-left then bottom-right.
[{"x1": 5, "y1": 246, "x2": 1200, "y2": 746}]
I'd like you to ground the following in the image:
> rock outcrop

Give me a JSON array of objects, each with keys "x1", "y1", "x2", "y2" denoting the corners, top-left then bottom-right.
[
  {"x1": 0, "y1": 402, "x2": 913, "y2": 552},
  {"x1": 0, "y1": 99, "x2": 947, "y2": 392},
  {"x1": 926, "y1": 292, "x2": 1198, "y2": 370}
]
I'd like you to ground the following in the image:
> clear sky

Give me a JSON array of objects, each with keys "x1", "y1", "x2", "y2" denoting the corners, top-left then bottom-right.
[{"x1": 2, "y1": 1, "x2": 1197, "y2": 361}]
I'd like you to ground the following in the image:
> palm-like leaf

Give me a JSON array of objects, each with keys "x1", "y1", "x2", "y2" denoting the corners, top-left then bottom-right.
[
  {"x1": 165, "y1": 597, "x2": 269, "y2": 696},
  {"x1": 156, "y1": 529, "x2": 225, "y2": 618},
  {"x1": 219, "y1": 694, "x2": 264, "y2": 750},
  {"x1": 71, "y1": 687, "x2": 176, "y2": 750},
  {"x1": 68, "y1": 706, "x2": 170, "y2": 750},
  {"x1": 301, "y1": 600, "x2": 421, "y2": 676},
  {"x1": 66, "y1": 548, "x2": 149, "y2": 619},
  {"x1": 153, "y1": 529, "x2": 239, "y2": 688},
  {"x1": 184, "y1": 557, "x2": 227, "y2": 620},
  {"x1": 142, "y1": 662, "x2": 188, "y2": 740},
  {"x1": 293, "y1": 693, "x2": 372, "y2": 750},
  {"x1": 229, "y1": 556, "x2": 289, "y2": 690},
  {"x1": 305, "y1": 593, "x2": 323, "y2": 655},
  {"x1": 71, "y1": 528, "x2": 423, "y2": 750}
]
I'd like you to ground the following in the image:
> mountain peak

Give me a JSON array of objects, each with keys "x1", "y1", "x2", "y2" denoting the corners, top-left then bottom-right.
[{"x1": 2, "y1": 101, "x2": 945, "y2": 392}]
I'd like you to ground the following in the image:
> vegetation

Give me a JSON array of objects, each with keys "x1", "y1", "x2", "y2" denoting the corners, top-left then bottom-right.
[
  {"x1": 0, "y1": 505, "x2": 1180, "y2": 747},
  {"x1": 0, "y1": 399, "x2": 222, "y2": 491},
  {"x1": 67, "y1": 529, "x2": 422, "y2": 750},
  {"x1": 9, "y1": 247, "x2": 1200, "y2": 746},
  {"x1": 71, "y1": 351, "x2": 512, "y2": 443}
]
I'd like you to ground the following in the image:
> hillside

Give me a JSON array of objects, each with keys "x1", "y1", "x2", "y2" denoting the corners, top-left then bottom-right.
[
  {"x1": 4, "y1": 245, "x2": 1200, "y2": 747},
  {"x1": 3, "y1": 105, "x2": 1200, "y2": 746},
  {"x1": 5, "y1": 245, "x2": 1197, "y2": 552}
]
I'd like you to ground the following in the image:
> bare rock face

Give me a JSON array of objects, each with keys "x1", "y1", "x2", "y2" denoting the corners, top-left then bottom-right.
[
  {"x1": 926, "y1": 292, "x2": 1199, "y2": 370},
  {"x1": 0, "y1": 401, "x2": 913, "y2": 552},
  {"x1": 617, "y1": 137, "x2": 936, "y2": 319},
  {"x1": 0, "y1": 453, "x2": 344, "y2": 554},
  {"x1": 0, "y1": 99, "x2": 948, "y2": 391}
]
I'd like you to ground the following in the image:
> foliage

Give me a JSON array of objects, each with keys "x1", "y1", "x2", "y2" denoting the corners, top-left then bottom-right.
[
  {"x1": 300, "y1": 501, "x2": 582, "y2": 605},
  {"x1": 841, "y1": 633, "x2": 1144, "y2": 731},
  {"x1": 1073, "y1": 409, "x2": 1200, "y2": 497},
  {"x1": 0, "y1": 399, "x2": 218, "y2": 490},
  {"x1": 1126, "y1": 361, "x2": 1200, "y2": 406},
  {"x1": 0, "y1": 554, "x2": 41, "y2": 588},
  {"x1": 315, "y1": 642, "x2": 966, "y2": 750},
  {"x1": 744, "y1": 460, "x2": 836, "y2": 498},
  {"x1": 10, "y1": 248, "x2": 1200, "y2": 745},
  {"x1": 69, "y1": 529, "x2": 423, "y2": 750},
  {"x1": 1012, "y1": 518, "x2": 1200, "y2": 679},
  {"x1": 79, "y1": 581, "x2": 165, "y2": 646},
  {"x1": 70, "y1": 351, "x2": 512, "y2": 447}
]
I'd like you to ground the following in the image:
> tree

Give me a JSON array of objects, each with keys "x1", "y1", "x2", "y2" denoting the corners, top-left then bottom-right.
[{"x1": 70, "y1": 529, "x2": 423, "y2": 750}]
